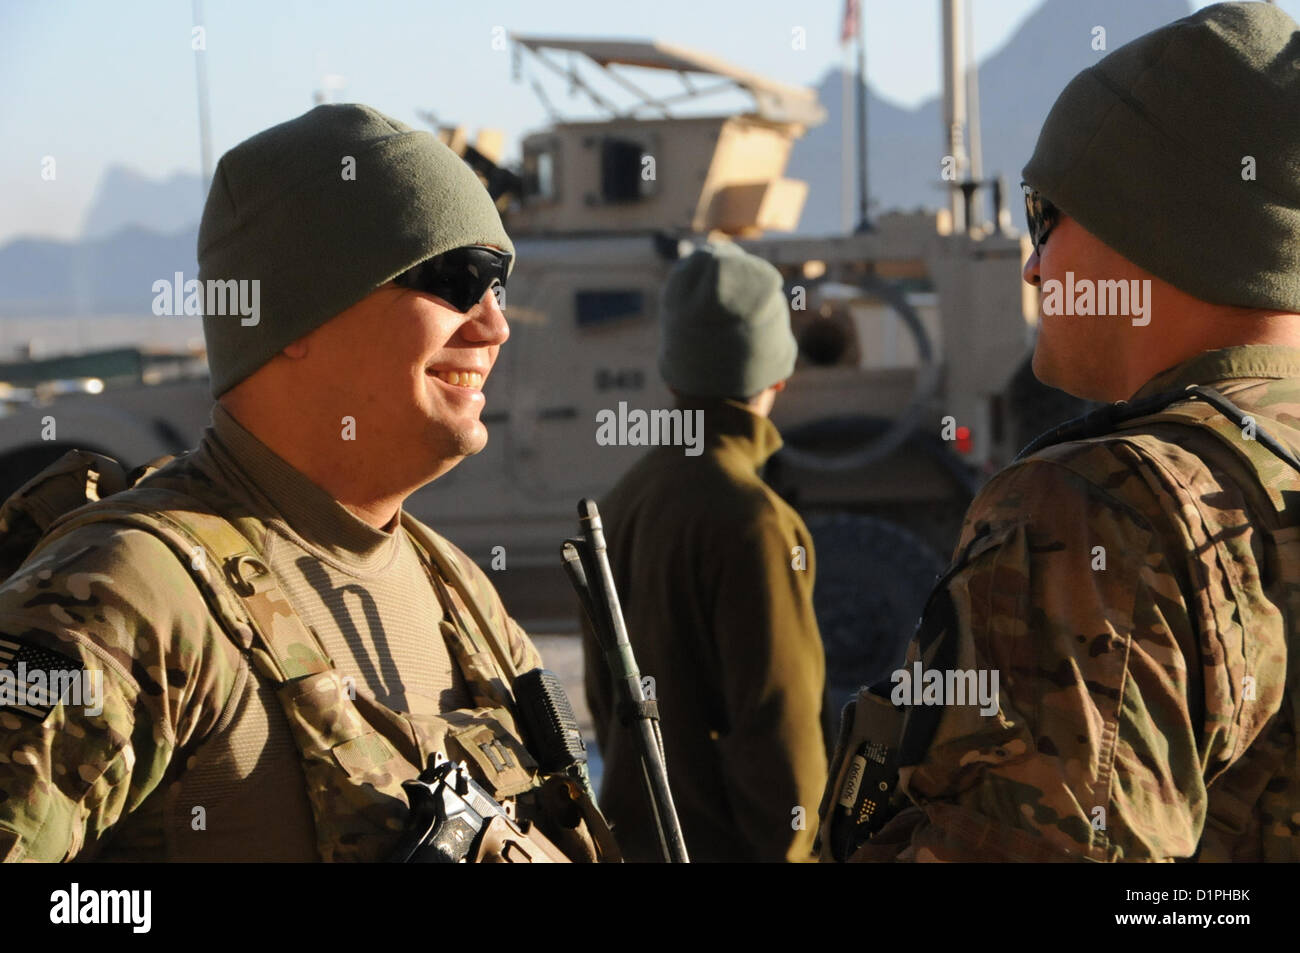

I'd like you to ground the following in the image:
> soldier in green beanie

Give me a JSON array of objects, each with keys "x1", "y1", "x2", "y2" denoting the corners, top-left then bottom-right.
[
  {"x1": 0, "y1": 104, "x2": 611, "y2": 862},
  {"x1": 821, "y1": 1, "x2": 1300, "y2": 862},
  {"x1": 582, "y1": 241, "x2": 829, "y2": 862}
]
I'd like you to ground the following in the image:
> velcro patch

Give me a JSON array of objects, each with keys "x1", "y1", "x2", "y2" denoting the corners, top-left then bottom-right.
[{"x1": 0, "y1": 635, "x2": 87, "y2": 722}]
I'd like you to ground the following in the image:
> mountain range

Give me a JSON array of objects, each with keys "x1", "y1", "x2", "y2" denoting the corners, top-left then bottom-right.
[
  {"x1": 0, "y1": 0, "x2": 1192, "y2": 317},
  {"x1": 790, "y1": 0, "x2": 1190, "y2": 232}
]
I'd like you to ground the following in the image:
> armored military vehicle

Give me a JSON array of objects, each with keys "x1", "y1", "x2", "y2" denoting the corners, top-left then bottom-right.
[
  {"x1": 420, "y1": 36, "x2": 1066, "y2": 703},
  {"x1": 0, "y1": 34, "x2": 1073, "y2": 706}
]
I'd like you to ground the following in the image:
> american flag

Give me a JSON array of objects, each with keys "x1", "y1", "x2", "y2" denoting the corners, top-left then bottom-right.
[
  {"x1": 0, "y1": 635, "x2": 77, "y2": 721},
  {"x1": 841, "y1": 0, "x2": 860, "y2": 45}
]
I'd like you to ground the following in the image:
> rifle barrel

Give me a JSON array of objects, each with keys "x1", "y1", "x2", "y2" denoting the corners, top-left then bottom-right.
[{"x1": 575, "y1": 499, "x2": 689, "y2": 863}]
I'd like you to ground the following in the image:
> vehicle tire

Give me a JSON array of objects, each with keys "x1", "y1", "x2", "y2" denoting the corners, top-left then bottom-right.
[{"x1": 804, "y1": 511, "x2": 949, "y2": 717}]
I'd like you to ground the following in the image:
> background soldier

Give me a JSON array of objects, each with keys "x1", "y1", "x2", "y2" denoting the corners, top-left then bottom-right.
[
  {"x1": 828, "y1": 0, "x2": 1300, "y2": 862},
  {"x1": 0, "y1": 104, "x2": 599, "y2": 862},
  {"x1": 583, "y1": 243, "x2": 828, "y2": 862}
]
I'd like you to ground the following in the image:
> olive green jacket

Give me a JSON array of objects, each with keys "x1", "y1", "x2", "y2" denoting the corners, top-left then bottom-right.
[{"x1": 583, "y1": 398, "x2": 827, "y2": 862}]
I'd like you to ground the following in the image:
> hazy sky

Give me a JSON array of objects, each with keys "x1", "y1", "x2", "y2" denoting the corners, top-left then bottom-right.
[{"x1": 1, "y1": 0, "x2": 1294, "y2": 244}]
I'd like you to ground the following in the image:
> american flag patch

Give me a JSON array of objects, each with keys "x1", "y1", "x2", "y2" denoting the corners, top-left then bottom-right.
[{"x1": 0, "y1": 635, "x2": 83, "y2": 722}]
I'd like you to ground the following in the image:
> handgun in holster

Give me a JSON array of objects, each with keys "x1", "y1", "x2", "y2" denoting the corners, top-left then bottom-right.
[
  {"x1": 390, "y1": 667, "x2": 617, "y2": 863},
  {"x1": 816, "y1": 685, "x2": 907, "y2": 862},
  {"x1": 390, "y1": 751, "x2": 569, "y2": 863}
]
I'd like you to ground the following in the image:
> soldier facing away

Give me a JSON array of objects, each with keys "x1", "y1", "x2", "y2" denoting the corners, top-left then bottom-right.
[
  {"x1": 0, "y1": 104, "x2": 605, "y2": 861},
  {"x1": 583, "y1": 243, "x2": 828, "y2": 862},
  {"x1": 823, "y1": 0, "x2": 1300, "y2": 862}
]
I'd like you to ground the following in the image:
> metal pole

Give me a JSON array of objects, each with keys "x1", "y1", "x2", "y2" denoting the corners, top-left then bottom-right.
[
  {"x1": 964, "y1": 0, "x2": 983, "y2": 232},
  {"x1": 854, "y1": 17, "x2": 872, "y2": 232},
  {"x1": 840, "y1": 48, "x2": 852, "y2": 234},
  {"x1": 192, "y1": 0, "x2": 213, "y2": 199},
  {"x1": 573, "y1": 500, "x2": 689, "y2": 863},
  {"x1": 941, "y1": 0, "x2": 967, "y2": 233}
]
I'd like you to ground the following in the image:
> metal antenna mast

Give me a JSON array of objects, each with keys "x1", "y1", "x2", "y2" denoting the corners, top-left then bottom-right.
[
  {"x1": 942, "y1": 0, "x2": 968, "y2": 233},
  {"x1": 192, "y1": 0, "x2": 213, "y2": 198}
]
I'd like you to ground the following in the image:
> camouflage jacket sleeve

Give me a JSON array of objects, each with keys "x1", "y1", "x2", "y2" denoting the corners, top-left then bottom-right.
[
  {"x1": 0, "y1": 526, "x2": 242, "y2": 861},
  {"x1": 881, "y1": 434, "x2": 1271, "y2": 862},
  {"x1": 710, "y1": 506, "x2": 828, "y2": 863}
]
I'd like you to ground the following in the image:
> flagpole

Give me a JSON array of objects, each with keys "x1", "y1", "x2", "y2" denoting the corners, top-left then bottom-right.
[
  {"x1": 192, "y1": 0, "x2": 213, "y2": 199},
  {"x1": 854, "y1": 9, "x2": 872, "y2": 233},
  {"x1": 964, "y1": 0, "x2": 983, "y2": 232},
  {"x1": 942, "y1": 0, "x2": 968, "y2": 233},
  {"x1": 840, "y1": 43, "x2": 852, "y2": 234}
]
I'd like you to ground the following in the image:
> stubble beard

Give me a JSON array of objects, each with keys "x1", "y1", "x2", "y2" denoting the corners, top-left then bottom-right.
[{"x1": 431, "y1": 417, "x2": 488, "y2": 467}]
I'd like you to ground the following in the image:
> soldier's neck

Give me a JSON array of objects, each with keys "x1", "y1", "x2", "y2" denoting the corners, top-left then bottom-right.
[
  {"x1": 1118, "y1": 310, "x2": 1300, "y2": 401},
  {"x1": 262, "y1": 452, "x2": 411, "y2": 533},
  {"x1": 215, "y1": 399, "x2": 422, "y2": 532}
]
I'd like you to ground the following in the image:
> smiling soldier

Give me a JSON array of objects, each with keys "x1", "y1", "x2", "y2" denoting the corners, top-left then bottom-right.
[{"x1": 0, "y1": 104, "x2": 603, "y2": 862}]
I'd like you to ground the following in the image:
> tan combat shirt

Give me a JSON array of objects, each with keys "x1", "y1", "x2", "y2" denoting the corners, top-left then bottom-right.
[{"x1": 0, "y1": 406, "x2": 540, "y2": 861}]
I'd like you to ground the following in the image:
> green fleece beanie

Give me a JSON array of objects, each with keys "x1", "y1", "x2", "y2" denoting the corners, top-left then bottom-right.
[
  {"x1": 197, "y1": 104, "x2": 514, "y2": 397},
  {"x1": 1023, "y1": 1, "x2": 1300, "y2": 312},
  {"x1": 658, "y1": 242, "x2": 797, "y2": 400}
]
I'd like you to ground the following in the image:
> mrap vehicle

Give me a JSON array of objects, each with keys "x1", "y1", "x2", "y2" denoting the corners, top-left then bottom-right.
[{"x1": 0, "y1": 35, "x2": 1074, "y2": 705}]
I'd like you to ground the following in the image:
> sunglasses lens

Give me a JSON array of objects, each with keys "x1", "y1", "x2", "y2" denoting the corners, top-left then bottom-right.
[
  {"x1": 394, "y1": 246, "x2": 511, "y2": 312},
  {"x1": 1023, "y1": 186, "x2": 1040, "y2": 244},
  {"x1": 1022, "y1": 185, "x2": 1054, "y2": 248}
]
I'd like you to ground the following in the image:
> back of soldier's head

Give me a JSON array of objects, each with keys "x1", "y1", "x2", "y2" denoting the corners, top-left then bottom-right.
[{"x1": 657, "y1": 242, "x2": 797, "y2": 404}]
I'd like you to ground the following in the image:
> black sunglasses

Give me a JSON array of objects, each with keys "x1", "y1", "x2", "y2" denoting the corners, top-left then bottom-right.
[
  {"x1": 1022, "y1": 183, "x2": 1059, "y2": 251},
  {"x1": 392, "y1": 244, "x2": 512, "y2": 313}
]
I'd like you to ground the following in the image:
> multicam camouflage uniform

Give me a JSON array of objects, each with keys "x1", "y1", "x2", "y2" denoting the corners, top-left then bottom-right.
[
  {"x1": 0, "y1": 405, "x2": 566, "y2": 862},
  {"x1": 854, "y1": 345, "x2": 1300, "y2": 862}
]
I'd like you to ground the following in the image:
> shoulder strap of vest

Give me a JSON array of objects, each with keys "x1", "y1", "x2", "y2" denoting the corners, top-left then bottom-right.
[
  {"x1": 398, "y1": 515, "x2": 521, "y2": 687},
  {"x1": 1014, "y1": 386, "x2": 1300, "y2": 858},
  {"x1": 40, "y1": 487, "x2": 332, "y2": 685},
  {"x1": 1019, "y1": 385, "x2": 1300, "y2": 478},
  {"x1": 1112, "y1": 398, "x2": 1300, "y2": 519},
  {"x1": 34, "y1": 486, "x2": 593, "y2": 857},
  {"x1": 43, "y1": 489, "x2": 524, "y2": 694},
  {"x1": 1107, "y1": 396, "x2": 1300, "y2": 860}
]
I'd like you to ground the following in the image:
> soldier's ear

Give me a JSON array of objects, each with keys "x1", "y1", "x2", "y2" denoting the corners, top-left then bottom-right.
[{"x1": 282, "y1": 339, "x2": 308, "y2": 359}]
